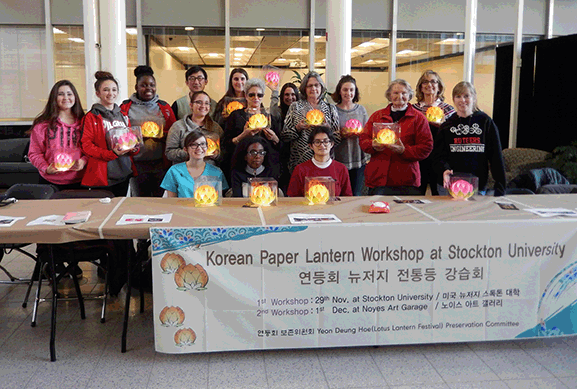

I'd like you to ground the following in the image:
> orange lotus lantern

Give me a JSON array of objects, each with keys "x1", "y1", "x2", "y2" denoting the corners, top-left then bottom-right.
[
  {"x1": 249, "y1": 178, "x2": 278, "y2": 206},
  {"x1": 247, "y1": 113, "x2": 269, "y2": 130},
  {"x1": 175, "y1": 263, "x2": 210, "y2": 290},
  {"x1": 53, "y1": 151, "x2": 75, "y2": 171},
  {"x1": 159, "y1": 306, "x2": 185, "y2": 327},
  {"x1": 193, "y1": 176, "x2": 222, "y2": 206},
  {"x1": 342, "y1": 118, "x2": 363, "y2": 136},
  {"x1": 305, "y1": 109, "x2": 325, "y2": 125},
  {"x1": 226, "y1": 101, "x2": 244, "y2": 115},
  {"x1": 141, "y1": 121, "x2": 163, "y2": 138},
  {"x1": 174, "y1": 328, "x2": 197, "y2": 347},
  {"x1": 425, "y1": 106, "x2": 444, "y2": 123},
  {"x1": 373, "y1": 122, "x2": 400, "y2": 145},
  {"x1": 305, "y1": 177, "x2": 336, "y2": 205},
  {"x1": 205, "y1": 137, "x2": 220, "y2": 157}
]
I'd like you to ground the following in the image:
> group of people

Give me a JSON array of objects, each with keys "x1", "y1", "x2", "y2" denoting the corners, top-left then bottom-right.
[{"x1": 27, "y1": 66, "x2": 506, "y2": 200}]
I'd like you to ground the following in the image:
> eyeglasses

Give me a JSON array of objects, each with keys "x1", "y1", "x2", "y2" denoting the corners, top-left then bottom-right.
[
  {"x1": 248, "y1": 92, "x2": 264, "y2": 98},
  {"x1": 312, "y1": 139, "x2": 333, "y2": 146},
  {"x1": 192, "y1": 100, "x2": 211, "y2": 106},
  {"x1": 188, "y1": 142, "x2": 207, "y2": 149},
  {"x1": 188, "y1": 76, "x2": 206, "y2": 82},
  {"x1": 248, "y1": 150, "x2": 267, "y2": 157},
  {"x1": 422, "y1": 80, "x2": 438, "y2": 85}
]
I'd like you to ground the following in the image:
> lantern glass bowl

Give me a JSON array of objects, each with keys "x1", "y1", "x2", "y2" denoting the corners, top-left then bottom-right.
[
  {"x1": 305, "y1": 177, "x2": 336, "y2": 205},
  {"x1": 248, "y1": 177, "x2": 278, "y2": 206},
  {"x1": 193, "y1": 176, "x2": 222, "y2": 207},
  {"x1": 372, "y1": 122, "x2": 400, "y2": 145}
]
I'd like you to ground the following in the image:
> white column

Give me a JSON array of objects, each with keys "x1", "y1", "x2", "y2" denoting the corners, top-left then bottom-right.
[
  {"x1": 546, "y1": 0, "x2": 554, "y2": 39},
  {"x1": 508, "y1": 0, "x2": 524, "y2": 148},
  {"x1": 44, "y1": 0, "x2": 55, "y2": 90},
  {"x1": 463, "y1": 0, "x2": 477, "y2": 82},
  {"x1": 309, "y1": 0, "x2": 315, "y2": 71},
  {"x1": 99, "y1": 0, "x2": 128, "y2": 102},
  {"x1": 225, "y1": 0, "x2": 230, "y2": 88},
  {"x1": 389, "y1": 0, "x2": 398, "y2": 82},
  {"x1": 83, "y1": 0, "x2": 101, "y2": 107},
  {"x1": 136, "y1": 0, "x2": 145, "y2": 65},
  {"x1": 326, "y1": 0, "x2": 351, "y2": 92}
]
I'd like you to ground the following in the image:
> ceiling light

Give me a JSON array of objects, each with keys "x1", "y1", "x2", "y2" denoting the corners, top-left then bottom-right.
[
  {"x1": 68, "y1": 37, "x2": 84, "y2": 43},
  {"x1": 185, "y1": 27, "x2": 195, "y2": 31},
  {"x1": 126, "y1": 28, "x2": 137, "y2": 35},
  {"x1": 53, "y1": 28, "x2": 66, "y2": 34},
  {"x1": 256, "y1": 28, "x2": 265, "y2": 31},
  {"x1": 396, "y1": 49, "x2": 427, "y2": 57},
  {"x1": 234, "y1": 47, "x2": 246, "y2": 52},
  {"x1": 177, "y1": 47, "x2": 192, "y2": 51},
  {"x1": 359, "y1": 42, "x2": 375, "y2": 47},
  {"x1": 436, "y1": 38, "x2": 465, "y2": 45},
  {"x1": 289, "y1": 48, "x2": 304, "y2": 53},
  {"x1": 207, "y1": 53, "x2": 219, "y2": 57}
]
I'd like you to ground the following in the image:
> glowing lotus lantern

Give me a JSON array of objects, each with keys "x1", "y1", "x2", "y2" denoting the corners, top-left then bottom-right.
[
  {"x1": 205, "y1": 137, "x2": 220, "y2": 157},
  {"x1": 247, "y1": 113, "x2": 269, "y2": 130},
  {"x1": 305, "y1": 109, "x2": 325, "y2": 125},
  {"x1": 193, "y1": 176, "x2": 222, "y2": 206},
  {"x1": 426, "y1": 106, "x2": 444, "y2": 123},
  {"x1": 174, "y1": 328, "x2": 196, "y2": 347},
  {"x1": 342, "y1": 118, "x2": 363, "y2": 136},
  {"x1": 53, "y1": 152, "x2": 75, "y2": 171},
  {"x1": 448, "y1": 175, "x2": 478, "y2": 200},
  {"x1": 175, "y1": 263, "x2": 209, "y2": 291},
  {"x1": 159, "y1": 306, "x2": 185, "y2": 327},
  {"x1": 249, "y1": 178, "x2": 278, "y2": 206},
  {"x1": 265, "y1": 71, "x2": 280, "y2": 89},
  {"x1": 160, "y1": 253, "x2": 186, "y2": 274},
  {"x1": 117, "y1": 132, "x2": 139, "y2": 151},
  {"x1": 376, "y1": 128, "x2": 398, "y2": 145},
  {"x1": 141, "y1": 121, "x2": 162, "y2": 138},
  {"x1": 304, "y1": 177, "x2": 336, "y2": 205},
  {"x1": 226, "y1": 101, "x2": 244, "y2": 115}
]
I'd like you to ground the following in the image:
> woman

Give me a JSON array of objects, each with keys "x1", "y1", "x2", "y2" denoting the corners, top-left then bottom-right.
[
  {"x1": 222, "y1": 78, "x2": 281, "y2": 181},
  {"x1": 165, "y1": 91, "x2": 223, "y2": 164},
  {"x1": 359, "y1": 79, "x2": 433, "y2": 195},
  {"x1": 230, "y1": 136, "x2": 278, "y2": 197},
  {"x1": 120, "y1": 65, "x2": 176, "y2": 197},
  {"x1": 414, "y1": 70, "x2": 456, "y2": 195},
  {"x1": 161, "y1": 130, "x2": 228, "y2": 198},
  {"x1": 287, "y1": 126, "x2": 352, "y2": 197},
  {"x1": 269, "y1": 82, "x2": 300, "y2": 124},
  {"x1": 28, "y1": 80, "x2": 87, "y2": 190},
  {"x1": 81, "y1": 71, "x2": 138, "y2": 197},
  {"x1": 282, "y1": 71, "x2": 340, "y2": 174},
  {"x1": 213, "y1": 68, "x2": 249, "y2": 128},
  {"x1": 432, "y1": 81, "x2": 506, "y2": 196},
  {"x1": 331, "y1": 75, "x2": 369, "y2": 196}
]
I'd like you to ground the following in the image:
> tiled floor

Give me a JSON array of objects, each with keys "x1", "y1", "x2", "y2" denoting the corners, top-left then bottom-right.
[{"x1": 1, "y1": 246, "x2": 576, "y2": 389}]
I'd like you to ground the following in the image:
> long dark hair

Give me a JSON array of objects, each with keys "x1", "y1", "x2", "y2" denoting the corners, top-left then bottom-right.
[
  {"x1": 279, "y1": 82, "x2": 300, "y2": 120},
  {"x1": 231, "y1": 135, "x2": 272, "y2": 171},
  {"x1": 225, "y1": 68, "x2": 249, "y2": 98},
  {"x1": 29, "y1": 80, "x2": 84, "y2": 134},
  {"x1": 331, "y1": 75, "x2": 360, "y2": 104}
]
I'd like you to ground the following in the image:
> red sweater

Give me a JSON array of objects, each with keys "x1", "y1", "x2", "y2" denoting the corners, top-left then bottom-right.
[
  {"x1": 287, "y1": 159, "x2": 353, "y2": 197},
  {"x1": 359, "y1": 104, "x2": 433, "y2": 188}
]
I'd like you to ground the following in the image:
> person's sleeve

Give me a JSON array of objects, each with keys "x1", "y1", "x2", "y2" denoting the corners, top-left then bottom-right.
[
  {"x1": 231, "y1": 170, "x2": 243, "y2": 197},
  {"x1": 400, "y1": 114, "x2": 433, "y2": 162},
  {"x1": 431, "y1": 125, "x2": 452, "y2": 182},
  {"x1": 360, "y1": 111, "x2": 384, "y2": 156},
  {"x1": 171, "y1": 101, "x2": 179, "y2": 120},
  {"x1": 269, "y1": 89, "x2": 279, "y2": 114},
  {"x1": 160, "y1": 167, "x2": 178, "y2": 193},
  {"x1": 281, "y1": 103, "x2": 300, "y2": 142},
  {"x1": 165, "y1": 124, "x2": 189, "y2": 163},
  {"x1": 340, "y1": 165, "x2": 353, "y2": 196},
  {"x1": 286, "y1": 165, "x2": 304, "y2": 197},
  {"x1": 80, "y1": 114, "x2": 118, "y2": 162},
  {"x1": 28, "y1": 123, "x2": 50, "y2": 173},
  {"x1": 220, "y1": 169, "x2": 229, "y2": 191},
  {"x1": 486, "y1": 118, "x2": 507, "y2": 196},
  {"x1": 164, "y1": 105, "x2": 177, "y2": 132}
]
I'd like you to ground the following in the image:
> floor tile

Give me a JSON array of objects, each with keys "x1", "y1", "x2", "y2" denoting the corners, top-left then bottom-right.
[
  {"x1": 502, "y1": 377, "x2": 568, "y2": 389},
  {"x1": 317, "y1": 347, "x2": 387, "y2": 388},
  {"x1": 264, "y1": 349, "x2": 329, "y2": 389},
  {"x1": 371, "y1": 345, "x2": 444, "y2": 386}
]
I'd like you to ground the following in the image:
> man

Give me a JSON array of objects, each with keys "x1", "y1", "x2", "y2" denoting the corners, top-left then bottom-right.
[{"x1": 171, "y1": 66, "x2": 217, "y2": 120}]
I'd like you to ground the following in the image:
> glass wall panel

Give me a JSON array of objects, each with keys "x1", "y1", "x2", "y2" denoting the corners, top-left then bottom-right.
[{"x1": 53, "y1": 25, "x2": 86, "y2": 108}]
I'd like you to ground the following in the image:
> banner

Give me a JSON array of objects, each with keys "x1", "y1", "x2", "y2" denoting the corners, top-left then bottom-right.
[{"x1": 150, "y1": 220, "x2": 577, "y2": 353}]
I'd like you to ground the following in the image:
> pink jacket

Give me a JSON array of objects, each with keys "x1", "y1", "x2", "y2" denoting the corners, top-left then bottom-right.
[{"x1": 28, "y1": 119, "x2": 87, "y2": 185}]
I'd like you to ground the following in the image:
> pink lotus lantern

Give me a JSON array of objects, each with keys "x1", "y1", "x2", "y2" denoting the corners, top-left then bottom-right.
[
  {"x1": 448, "y1": 175, "x2": 478, "y2": 200},
  {"x1": 265, "y1": 71, "x2": 280, "y2": 89},
  {"x1": 342, "y1": 119, "x2": 363, "y2": 136},
  {"x1": 117, "y1": 132, "x2": 139, "y2": 151},
  {"x1": 53, "y1": 151, "x2": 75, "y2": 171}
]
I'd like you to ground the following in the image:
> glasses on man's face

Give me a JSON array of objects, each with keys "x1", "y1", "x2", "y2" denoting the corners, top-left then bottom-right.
[
  {"x1": 312, "y1": 139, "x2": 332, "y2": 146},
  {"x1": 189, "y1": 142, "x2": 208, "y2": 149},
  {"x1": 193, "y1": 100, "x2": 211, "y2": 106},
  {"x1": 422, "y1": 80, "x2": 438, "y2": 85},
  {"x1": 248, "y1": 150, "x2": 267, "y2": 157},
  {"x1": 188, "y1": 76, "x2": 206, "y2": 82},
  {"x1": 248, "y1": 92, "x2": 264, "y2": 98}
]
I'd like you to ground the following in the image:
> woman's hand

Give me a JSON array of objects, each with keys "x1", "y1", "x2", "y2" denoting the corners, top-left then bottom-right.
[
  {"x1": 371, "y1": 139, "x2": 386, "y2": 152},
  {"x1": 113, "y1": 145, "x2": 133, "y2": 156},
  {"x1": 45, "y1": 164, "x2": 59, "y2": 175},
  {"x1": 234, "y1": 122, "x2": 261, "y2": 145},
  {"x1": 443, "y1": 169, "x2": 453, "y2": 188},
  {"x1": 262, "y1": 127, "x2": 279, "y2": 144},
  {"x1": 296, "y1": 120, "x2": 309, "y2": 132},
  {"x1": 221, "y1": 109, "x2": 230, "y2": 120},
  {"x1": 385, "y1": 138, "x2": 405, "y2": 155},
  {"x1": 71, "y1": 159, "x2": 86, "y2": 171}
]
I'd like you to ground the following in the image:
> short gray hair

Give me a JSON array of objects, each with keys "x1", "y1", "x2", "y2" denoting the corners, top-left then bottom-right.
[
  {"x1": 299, "y1": 72, "x2": 327, "y2": 103},
  {"x1": 244, "y1": 78, "x2": 265, "y2": 95},
  {"x1": 385, "y1": 79, "x2": 414, "y2": 102}
]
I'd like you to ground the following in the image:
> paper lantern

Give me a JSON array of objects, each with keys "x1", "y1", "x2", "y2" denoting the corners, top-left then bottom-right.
[
  {"x1": 226, "y1": 101, "x2": 244, "y2": 115},
  {"x1": 194, "y1": 185, "x2": 218, "y2": 206},
  {"x1": 117, "y1": 132, "x2": 139, "y2": 151},
  {"x1": 247, "y1": 113, "x2": 268, "y2": 130},
  {"x1": 342, "y1": 118, "x2": 363, "y2": 136},
  {"x1": 141, "y1": 121, "x2": 162, "y2": 138},
  {"x1": 249, "y1": 178, "x2": 278, "y2": 206},
  {"x1": 53, "y1": 152, "x2": 75, "y2": 171},
  {"x1": 426, "y1": 106, "x2": 444, "y2": 123},
  {"x1": 306, "y1": 184, "x2": 330, "y2": 204},
  {"x1": 376, "y1": 128, "x2": 398, "y2": 145},
  {"x1": 265, "y1": 71, "x2": 280, "y2": 89},
  {"x1": 305, "y1": 109, "x2": 325, "y2": 125},
  {"x1": 305, "y1": 177, "x2": 336, "y2": 205},
  {"x1": 448, "y1": 175, "x2": 478, "y2": 200},
  {"x1": 206, "y1": 138, "x2": 220, "y2": 157}
]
